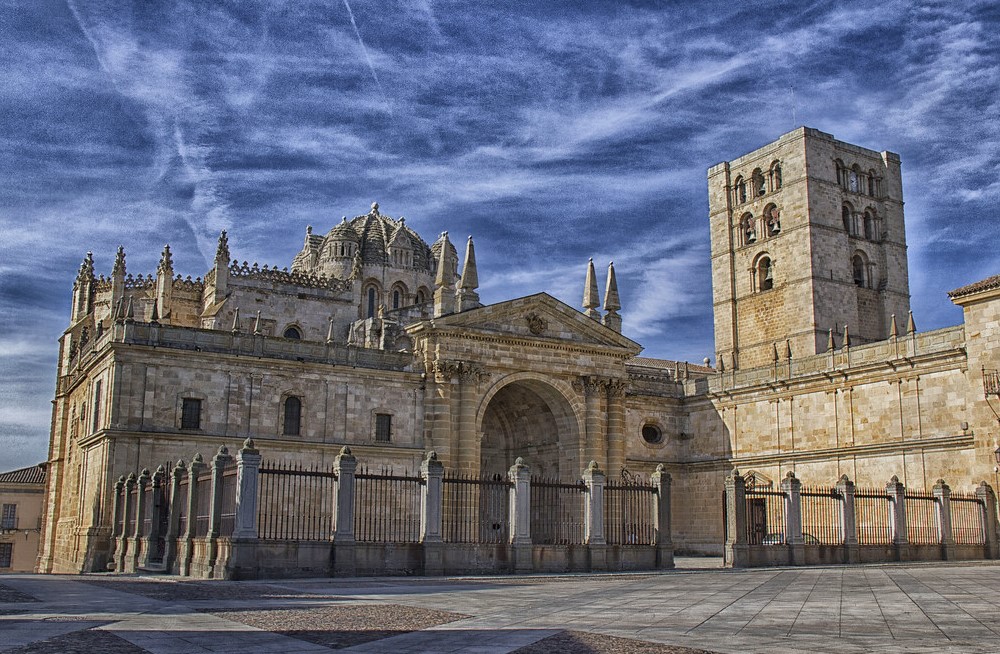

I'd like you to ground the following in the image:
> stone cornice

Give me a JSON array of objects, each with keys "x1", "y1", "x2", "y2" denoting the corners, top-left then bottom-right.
[{"x1": 418, "y1": 327, "x2": 637, "y2": 360}]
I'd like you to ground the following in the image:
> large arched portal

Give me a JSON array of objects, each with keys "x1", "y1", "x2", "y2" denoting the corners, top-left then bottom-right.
[{"x1": 479, "y1": 377, "x2": 582, "y2": 481}]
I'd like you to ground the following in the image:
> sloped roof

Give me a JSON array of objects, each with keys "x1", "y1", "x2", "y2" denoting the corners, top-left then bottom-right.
[
  {"x1": 0, "y1": 463, "x2": 47, "y2": 485},
  {"x1": 631, "y1": 356, "x2": 715, "y2": 375},
  {"x1": 949, "y1": 274, "x2": 1000, "y2": 300}
]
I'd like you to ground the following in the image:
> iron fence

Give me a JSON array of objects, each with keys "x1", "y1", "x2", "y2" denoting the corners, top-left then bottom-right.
[
  {"x1": 176, "y1": 477, "x2": 189, "y2": 536},
  {"x1": 126, "y1": 484, "x2": 138, "y2": 536},
  {"x1": 219, "y1": 462, "x2": 238, "y2": 537},
  {"x1": 442, "y1": 473, "x2": 511, "y2": 544},
  {"x1": 257, "y1": 461, "x2": 337, "y2": 540},
  {"x1": 194, "y1": 470, "x2": 212, "y2": 537},
  {"x1": 354, "y1": 468, "x2": 423, "y2": 543},
  {"x1": 950, "y1": 493, "x2": 986, "y2": 545},
  {"x1": 905, "y1": 492, "x2": 938, "y2": 544},
  {"x1": 854, "y1": 489, "x2": 892, "y2": 545},
  {"x1": 800, "y1": 486, "x2": 843, "y2": 544},
  {"x1": 745, "y1": 488, "x2": 786, "y2": 545},
  {"x1": 141, "y1": 483, "x2": 154, "y2": 537},
  {"x1": 604, "y1": 477, "x2": 656, "y2": 545},
  {"x1": 530, "y1": 477, "x2": 586, "y2": 545}
]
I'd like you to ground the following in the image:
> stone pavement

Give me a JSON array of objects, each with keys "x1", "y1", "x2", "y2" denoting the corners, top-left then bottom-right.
[{"x1": 2, "y1": 559, "x2": 1000, "y2": 653}]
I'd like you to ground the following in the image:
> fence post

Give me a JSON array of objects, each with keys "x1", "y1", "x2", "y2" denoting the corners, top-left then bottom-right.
[
  {"x1": 651, "y1": 464, "x2": 674, "y2": 569},
  {"x1": 205, "y1": 445, "x2": 233, "y2": 577},
  {"x1": 582, "y1": 461, "x2": 607, "y2": 571},
  {"x1": 975, "y1": 481, "x2": 999, "y2": 559},
  {"x1": 110, "y1": 476, "x2": 125, "y2": 571},
  {"x1": 508, "y1": 457, "x2": 532, "y2": 574},
  {"x1": 233, "y1": 440, "x2": 261, "y2": 539},
  {"x1": 162, "y1": 460, "x2": 186, "y2": 574},
  {"x1": 331, "y1": 446, "x2": 357, "y2": 576},
  {"x1": 118, "y1": 473, "x2": 136, "y2": 573},
  {"x1": 127, "y1": 469, "x2": 149, "y2": 573},
  {"x1": 932, "y1": 479, "x2": 955, "y2": 561},
  {"x1": 724, "y1": 469, "x2": 747, "y2": 568},
  {"x1": 181, "y1": 454, "x2": 206, "y2": 576},
  {"x1": 886, "y1": 475, "x2": 910, "y2": 562},
  {"x1": 420, "y1": 451, "x2": 445, "y2": 575},
  {"x1": 781, "y1": 471, "x2": 804, "y2": 565},
  {"x1": 836, "y1": 474, "x2": 859, "y2": 564},
  {"x1": 140, "y1": 465, "x2": 165, "y2": 569}
]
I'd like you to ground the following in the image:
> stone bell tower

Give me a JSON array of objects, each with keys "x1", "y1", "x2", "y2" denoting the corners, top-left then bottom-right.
[{"x1": 708, "y1": 127, "x2": 910, "y2": 370}]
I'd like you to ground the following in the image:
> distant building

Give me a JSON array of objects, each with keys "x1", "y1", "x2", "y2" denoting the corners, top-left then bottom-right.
[
  {"x1": 0, "y1": 463, "x2": 46, "y2": 572},
  {"x1": 37, "y1": 128, "x2": 1000, "y2": 572}
]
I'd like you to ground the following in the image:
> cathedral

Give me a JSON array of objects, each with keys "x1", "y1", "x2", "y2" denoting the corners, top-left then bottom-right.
[{"x1": 37, "y1": 127, "x2": 1000, "y2": 573}]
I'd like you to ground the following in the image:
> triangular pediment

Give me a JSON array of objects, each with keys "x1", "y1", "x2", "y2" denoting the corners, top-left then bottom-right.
[{"x1": 409, "y1": 293, "x2": 642, "y2": 354}]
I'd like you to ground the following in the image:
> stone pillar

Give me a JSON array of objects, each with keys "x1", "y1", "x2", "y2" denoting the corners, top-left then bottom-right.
[
  {"x1": 724, "y1": 469, "x2": 748, "y2": 568},
  {"x1": 581, "y1": 377, "x2": 605, "y2": 471},
  {"x1": 233, "y1": 440, "x2": 261, "y2": 539},
  {"x1": 886, "y1": 475, "x2": 910, "y2": 562},
  {"x1": 933, "y1": 479, "x2": 955, "y2": 561},
  {"x1": 117, "y1": 473, "x2": 136, "y2": 573},
  {"x1": 606, "y1": 380, "x2": 627, "y2": 476},
  {"x1": 836, "y1": 474, "x2": 859, "y2": 564},
  {"x1": 508, "y1": 457, "x2": 532, "y2": 573},
  {"x1": 162, "y1": 460, "x2": 186, "y2": 574},
  {"x1": 975, "y1": 481, "x2": 999, "y2": 559},
  {"x1": 651, "y1": 464, "x2": 674, "y2": 569},
  {"x1": 109, "y1": 476, "x2": 124, "y2": 571},
  {"x1": 205, "y1": 446, "x2": 233, "y2": 578},
  {"x1": 781, "y1": 471, "x2": 804, "y2": 565},
  {"x1": 582, "y1": 461, "x2": 607, "y2": 571},
  {"x1": 331, "y1": 446, "x2": 357, "y2": 576},
  {"x1": 126, "y1": 469, "x2": 149, "y2": 573},
  {"x1": 456, "y1": 365, "x2": 483, "y2": 473},
  {"x1": 140, "y1": 465, "x2": 166, "y2": 569},
  {"x1": 180, "y1": 454, "x2": 206, "y2": 576},
  {"x1": 420, "y1": 451, "x2": 445, "y2": 575}
]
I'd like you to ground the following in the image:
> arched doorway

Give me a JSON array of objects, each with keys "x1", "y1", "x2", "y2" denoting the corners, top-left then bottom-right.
[{"x1": 478, "y1": 377, "x2": 581, "y2": 481}]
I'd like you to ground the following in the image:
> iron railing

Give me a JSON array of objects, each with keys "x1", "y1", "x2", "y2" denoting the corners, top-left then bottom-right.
[
  {"x1": 219, "y1": 462, "x2": 238, "y2": 537},
  {"x1": 745, "y1": 488, "x2": 786, "y2": 545},
  {"x1": 800, "y1": 486, "x2": 843, "y2": 544},
  {"x1": 194, "y1": 470, "x2": 212, "y2": 537},
  {"x1": 530, "y1": 477, "x2": 586, "y2": 545},
  {"x1": 854, "y1": 489, "x2": 893, "y2": 545},
  {"x1": 905, "y1": 492, "x2": 938, "y2": 544},
  {"x1": 442, "y1": 473, "x2": 511, "y2": 544},
  {"x1": 257, "y1": 461, "x2": 337, "y2": 540},
  {"x1": 950, "y1": 493, "x2": 986, "y2": 545},
  {"x1": 354, "y1": 468, "x2": 423, "y2": 543},
  {"x1": 604, "y1": 477, "x2": 656, "y2": 545}
]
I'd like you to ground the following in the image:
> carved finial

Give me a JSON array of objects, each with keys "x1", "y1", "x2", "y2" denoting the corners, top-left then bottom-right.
[
  {"x1": 77, "y1": 252, "x2": 95, "y2": 282},
  {"x1": 459, "y1": 236, "x2": 478, "y2": 291},
  {"x1": 603, "y1": 261, "x2": 621, "y2": 312},
  {"x1": 655, "y1": 463, "x2": 666, "y2": 473},
  {"x1": 890, "y1": 474, "x2": 899, "y2": 484},
  {"x1": 827, "y1": 328, "x2": 835, "y2": 352},
  {"x1": 587, "y1": 460, "x2": 599, "y2": 471},
  {"x1": 371, "y1": 201, "x2": 379, "y2": 213},
  {"x1": 158, "y1": 244, "x2": 173, "y2": 276},
  {"x1": 514, "y1": 456, "x2": 525, "y2": 466},
  {"x1": 253, "y1": 310, "x2": 262, "y2": 335},
  {"x1": 434, "y1": 231, "x2": 453, "y2": 288},
  {"x1": 425, "y1": 450, "x2": 438, "y2": 461},
  {"x1": 785, "y1": 470, "x2": 796, "y2": 479},
  {"x1": 150, "y1": 299, "x2": 160, "y2": 323},
  {"x1": 339, "y1": 445, "x2": 352, "y2": 456},
  {"x1": 906, "y1": 310, "x2": 915, "y2": 335},
  {"x1": 843, "y1": 324, "x2": 850, "y2": 348},
  {"x1": 785, "y1": 340, "x2": 792, "y2": 360},
  {"x1": 889, "y1": 313, "x2": 898, "y2": 339},
  {"x1": 215, "y1": 230, "x2": 230, "y2": 265},
  {"x1": 306, "y1": 225, "x2": 312, "y2": 235},
  {"x1": 241, "y1": 438, "x2": 259, "y2": 455},
  {"x1": 326, "y1": 316, "x2": 336, "y2": 343},
  {"x1": 192, "y1": 453, "x2": 204, "y2": 463},
  {"x1": 773, "y1": 342, "x2": 780, "y2": 362},
  {"x1": 840, "y1": 474, "x2": 850, "y2": 482},
  {"x1": 231, "y1": 307, "x2": 241, "y2": 333},
  {"x1": 112, "y1": 245, "x2": 126, "y2": 277},
  {"x1": 583, "y1": 258, "x2": 600, "y2": 319}
]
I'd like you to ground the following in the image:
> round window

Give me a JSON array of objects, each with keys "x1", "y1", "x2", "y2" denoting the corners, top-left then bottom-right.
[{"x1": 641, "y1": 423, "x2": 662, "y2": 444}]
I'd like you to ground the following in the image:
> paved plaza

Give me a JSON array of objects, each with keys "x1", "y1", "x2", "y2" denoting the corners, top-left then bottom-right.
[{"x1": 2, "y1": 559, "x2": 1000, "y2": 653}]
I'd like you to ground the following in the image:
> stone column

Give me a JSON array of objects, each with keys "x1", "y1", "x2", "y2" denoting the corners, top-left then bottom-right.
[
  {"x1": 420, "y1": 451, "x2": 445, "y2": 575},
  {"x1": 456, "y1": 365, "x2": 485, "y2": 474},
  {"x1": 886, "y1": 475, "x2": 910, "y2": 562},
  {"x1": 651, "y1": 464, "x2": 674, "y2": 569},
  {"x1": 109, "y1": 476, "x2": 125, "y2": 571},
  {"x1": 233, "y1": 440, "x2": 261, "y2": 539},
  {"x1": 140, "y1": 465, "x2": 166, "y2": 569},
  {"x1": 117, "y1": 473, "x2": 136, "y2": 573},
  {"x1": 582, "y1": 461, "x2": 607, "y2": 571},
  {"x1": 933, "y1": 479, "x2": 955, "y2": 561},
  {"x1": 508, "y1": 457, "x2": 532, "y2": 573},
  {"x1": 836, "y1": 474, "x2": 859, "y2": 564},
  {"x1": 606, "y1": 380, "x2": 627, "y2": 477},
  {"x1": 975, "y1": 481, "x2": 999, "y2": 559},
  {"x1": 180, "y1": 454, "x2": 206, "y2": 576},
  {"x1": 331, "y1": 446, "x2": 357, "y2": 576},
  {"x1": 207, "y1": 446, "x2": 232, "y2": 539},
  {"x1": 580, "y1": 377, "x2": 605, "y2": 470},
  {"x1": 162, "y1": 460, "x2": 186, "y2": 574},
  {"x1": 126, "y1": 469, "x2": 149, "y2": 573},
  {"x1": 724, "y1": 469, "x2": 748, "y2": 568},
  {"x1": 781, "y1": 471, "x2": 804, "y2": 565}
]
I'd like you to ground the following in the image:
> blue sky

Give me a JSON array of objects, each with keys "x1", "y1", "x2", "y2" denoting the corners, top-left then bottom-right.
[{"x1": 1, "y1": 0, "x2": 998, "y2": 469}]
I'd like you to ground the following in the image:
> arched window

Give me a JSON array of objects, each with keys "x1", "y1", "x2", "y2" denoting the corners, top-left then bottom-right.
[
  {"x1": 756, "y1": 256, "x2": 773, "y2": 292},
  {"x1": 739, "y1": 213, "x2": 756, "y2": 246},
  {"x1": 842, "y1": 204, "x2": 853, "y2": 234},
  {"x1": 392, "y1": 290, "x2": 400, "y2": 309},
  {"x1": 283, "y1": 396, "x2": 301, "y2": 436},
  {"x1": 849, "y1": 165, "x2": 861, "y2": 193},
  {"x1": 415, "y1": 289, "x2": 426, "y2": 305},
  {"x1": 752, "y1": 168, "x2": 765, "y2": 197},
  {"x1": 734, "y1": 177, "x2": 747, "y2": 205},
  {"x1": 283, "y1": 326, "x2": 301, "y2": 339},
  {"x1": 867, "y1": 169, "x2": 877, "y2": 196},
  {"x1": 852, "y1": 254, "x2": 866, "y2": 287},
  {"x1": 763, "y1": 204, "x2": 781, "y2": 237},
  {"x1": 366, "y1": 286, "x2": 378, "y2": 319},
  {"x1": 863, "y1": 210, "x2": 874, "y2": 240},
  {"x1": 769, "y1": 161, "x2": 782, "y2": 191}
]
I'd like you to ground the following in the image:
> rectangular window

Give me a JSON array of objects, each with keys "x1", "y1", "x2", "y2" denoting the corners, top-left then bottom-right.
[
  {"x1": 181, "y1": 398, "x2": 202, "y2": 430},
  {"x1": 0, "y1": 543, "x2": 11, "y2": 568},
  {"x1": 1, "y1": 504, "x2": 15, "y2": 530},
  {"x1": 92, "y1": 380, "x2": 102, "y2": 432},
  {"x1": 374, "y1": 413, "x2": 392, "y2": 442}
]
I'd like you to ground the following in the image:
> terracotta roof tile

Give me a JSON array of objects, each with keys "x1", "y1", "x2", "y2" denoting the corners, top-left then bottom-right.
[
  {"x1": 0, "y1": 463, "x2": 47, "y2": 485},
  {"x1": 949, "y1": 274, "x2": 1000, "y2": 299}
]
